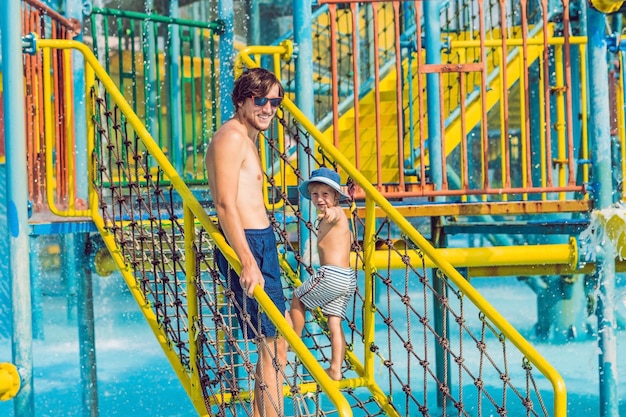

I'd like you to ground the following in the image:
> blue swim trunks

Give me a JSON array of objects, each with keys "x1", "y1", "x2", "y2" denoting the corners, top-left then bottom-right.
[{"x1": 215, "y1": 225, "x2": 286, "y2": 340}]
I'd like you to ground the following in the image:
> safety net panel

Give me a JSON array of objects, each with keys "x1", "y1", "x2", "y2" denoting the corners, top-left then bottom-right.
[
  {"x1": 88, "y1": 75, "x2": 386, "y2": 416},
  {"x1": 88, "y1": 70, "x2": 557, "y2": 416}
]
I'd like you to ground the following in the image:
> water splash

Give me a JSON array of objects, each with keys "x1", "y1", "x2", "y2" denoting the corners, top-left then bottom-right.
[{"x1": 578, "y1": 201, "x2": 626, "y2": 263}]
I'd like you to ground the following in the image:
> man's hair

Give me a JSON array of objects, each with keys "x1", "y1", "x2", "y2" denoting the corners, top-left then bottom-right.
[{"x1": 232, "y1": 67, "x2": 285, "y2": 110}]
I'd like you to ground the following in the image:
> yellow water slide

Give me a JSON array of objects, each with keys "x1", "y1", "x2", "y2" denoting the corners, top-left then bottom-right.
[{"x1": 325, "y1": 24, "x2": 550, "y2": 181}]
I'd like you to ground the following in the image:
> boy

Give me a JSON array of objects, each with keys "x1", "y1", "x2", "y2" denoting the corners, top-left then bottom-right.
[{"x1": 290, "y1": 167, "x2": 357, "y2": 381}]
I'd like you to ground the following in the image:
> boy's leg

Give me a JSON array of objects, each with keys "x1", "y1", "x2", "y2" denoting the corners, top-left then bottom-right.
[{"x1": 326, "y1": 315, "x2": 345, "y2": 381}]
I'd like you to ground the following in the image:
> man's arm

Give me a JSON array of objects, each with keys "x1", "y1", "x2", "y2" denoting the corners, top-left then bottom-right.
[{"x1": 206, "y1": 129, "x2": 265, "y2": 296}]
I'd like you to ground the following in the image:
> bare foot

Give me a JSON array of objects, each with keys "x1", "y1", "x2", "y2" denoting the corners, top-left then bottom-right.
[{"x1": 325, "y1": 367, "x2": 342, "y2": 381}]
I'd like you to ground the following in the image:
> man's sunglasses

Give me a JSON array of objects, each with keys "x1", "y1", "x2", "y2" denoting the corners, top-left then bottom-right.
[{"x1": 253, "y1": 97, "x2": 283, "y2": 108}]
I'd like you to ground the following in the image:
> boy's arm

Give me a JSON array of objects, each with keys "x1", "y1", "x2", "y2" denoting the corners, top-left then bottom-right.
[{"x1": 319, "y1": 205, "x2": 344, "y2": 225}]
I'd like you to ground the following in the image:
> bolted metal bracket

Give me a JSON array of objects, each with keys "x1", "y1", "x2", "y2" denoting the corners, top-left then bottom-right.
[{"x1": 22, "y1": 32, "x2": 37, "y2": 55}]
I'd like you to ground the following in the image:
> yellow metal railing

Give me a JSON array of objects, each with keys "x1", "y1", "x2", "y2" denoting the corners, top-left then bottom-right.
[
  {"x1": 41, "y1": 46, "x2": 90, "y2": 217},
  {"x1": 289, "y1": 96, "x2": 568, "y2": 417},
  {"x1": 35, "y1": 37, "x2": 353, "y2": 417},
  {"x1": 618, "y1": 49, "x2": 626, "y2": 201},
  {"x1": 238, "y1": 42, "x2": 568, "y2": 417},
  {"x1": 34, "y1": 34, "x2": 569, "y2": 416}
]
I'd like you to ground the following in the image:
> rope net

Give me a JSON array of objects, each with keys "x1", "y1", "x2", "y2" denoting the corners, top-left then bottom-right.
[{"x1": 89, "y1": 71, "x2": 555, "y2": 416}]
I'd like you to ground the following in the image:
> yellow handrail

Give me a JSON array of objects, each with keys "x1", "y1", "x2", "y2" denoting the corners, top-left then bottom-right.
[
  {"x1": 35, "y1": 33, "x2": 569, "y2": 416},
  {"x1": 236, "y1": 45, "x2": 567, "y2": 416},
  {"x1": 35, "y1": 37, "x2": 353, "y2": 417}
]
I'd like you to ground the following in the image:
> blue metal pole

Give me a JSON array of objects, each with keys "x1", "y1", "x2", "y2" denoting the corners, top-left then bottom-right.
[
  {"x1": 294, "y1": 0, "x2": 314, "y2": 227},
  {"x1": 248, "y1": 0, "x2": 260, "y2": 46},
  {"x1": 66, "y1": 0, "x2": 88, "y2": 202},
  {"x1": 218, "y1": 0, "x2": 235, "y2": 122},
  {"x1": 144, "y1": 0, "x2": 159, "y2": 142},
  {"x1": 168, "y1": 0, "x2": 183, "y2": 173},
  {"x1": 28, "y1": 237, "x2": 44, "y2": 340},
  {"x1": 59, "y1": 5, "x2": 99, "y2": 413},
  {"x1": 423, "y1": 1, "x2": 450, "y2": 412},
  {"x1": 0, "y1": 1, "x2": 34, "y2": 415},
  {"x1": 0, "y1": 164, "x2": 10, "y2": 340},
  {"x1": 293, "y1": 0, "x2": 318, "y2": 350},
  {"x1": 75, "y1": 234, "x2": 99, "y2": 417},
  {"x1": 423, "y1": 1, "x2": 443, "y2": 192},
  {"x1": 63, "y1": 234, "x2": 78, "y2": 322},
  {"x1": 586, "y1": 6, "x2": 619, "y2": 417}
]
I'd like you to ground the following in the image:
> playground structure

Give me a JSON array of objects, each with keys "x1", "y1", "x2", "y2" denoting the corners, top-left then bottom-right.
[{"x1": 2, "y1": 0, "x2": 626, "y2": 416}]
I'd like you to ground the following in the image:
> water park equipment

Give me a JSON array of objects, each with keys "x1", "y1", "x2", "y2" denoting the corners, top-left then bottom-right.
[{"x1": 2, "y1": 0, "x2": 626, "y2": 416}]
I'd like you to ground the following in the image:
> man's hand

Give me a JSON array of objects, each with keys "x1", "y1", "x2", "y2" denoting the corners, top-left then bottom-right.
[{"x1": 240, "y1": 264, "x2": 265, "y2": 297}]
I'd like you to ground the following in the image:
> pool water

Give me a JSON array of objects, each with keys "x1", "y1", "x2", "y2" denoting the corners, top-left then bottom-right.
[{"x1": 1, "y1": 272, "x2": 625, "y2": 416}]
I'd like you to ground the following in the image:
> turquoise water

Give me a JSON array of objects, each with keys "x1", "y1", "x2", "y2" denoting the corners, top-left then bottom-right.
[
  {"x1": 0, "y1": 272, "x2": 196, "y2": 416},
  {"x1": 1, "y1": 272, "x2": 625, "y2": 416}
]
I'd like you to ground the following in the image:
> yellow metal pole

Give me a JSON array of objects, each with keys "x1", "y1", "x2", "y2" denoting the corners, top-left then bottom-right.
[
  {"x1": 362, "y1": 196, "x2": 377, "y2": 387},
  {"x1": 554, "y1": 45, "x2": 567, "y2": 199},
  {"x1": 355, "y1": 240, "x2": 578, "y2": 271},
  {"x1": 617, "y1": 49, "x2": 626, "y2": 200},
  {"x1": 0, "y1": 362, "x2": 20, "y2": 401},
  {"x1": 580, "y1": 44, "x2": 590, "y2": 188},
  {"x1": 42, "y1": 48, "x2": 61, "y2": 216},
  {"x1": 360, "y1": 197, "x2": 402, "y2": 417},
  {"x1": 184, "y1": 204, "x2": 207, "y2": 413},
  {"x1": 519, "y1": 45, "x2": 529, "y2": 194},
  {"x1": 85, "y1": 56, "x2": 96, "y2": 219},
  {"x1": 42, "y1": 46, "x2": 90, "y2": 217},
  {"x1": 63, "y1": 48, "x2": 77, "y2": 211}
]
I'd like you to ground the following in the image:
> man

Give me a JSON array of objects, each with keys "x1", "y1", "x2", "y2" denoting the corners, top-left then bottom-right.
[{"x1": 205, "y1": 67, "x2": 287, "y2": 417}]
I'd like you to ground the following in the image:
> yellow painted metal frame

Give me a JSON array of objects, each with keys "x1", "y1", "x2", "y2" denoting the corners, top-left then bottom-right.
[
  {"x1": 618, "y1": 48, "x2": 626, "y2": 201},
  {"x1": 590, "y1": 0, "x2": 625, "y2": 13},
  {"x1": 35, "y1": 33, "x2": 573, "y2": 416},
  {"x1": 360, "y1": 238, "x2": 577, "y2": 271},
  {"x1": 447, "y1": 32, "x2": 588, "y2": 200},
  {"x1": 580, "y1": 43, "x2": 590, "y2": 189},
  {"x1": 0, "y1": 362, "x2": 20, "y2": 401},
  {"x1": 236, "y1": 44, "x2": 568, "y2": 417},
  {"x1": 35, "y1": 37, "x2": 352, "y2": 417},
  {"x1": 42, "y1": 47, "x2": 91, "y2": 217}
]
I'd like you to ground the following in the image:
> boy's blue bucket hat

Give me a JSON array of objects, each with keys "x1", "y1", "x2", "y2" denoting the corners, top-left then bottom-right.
[{"x1": 299, "y1": 167, "x2": 348, "y2": 200}]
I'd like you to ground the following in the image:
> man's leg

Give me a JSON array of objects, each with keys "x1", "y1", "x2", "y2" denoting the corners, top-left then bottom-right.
[
  {"x1": 290, "y1": 295, "x2": 306, "y2": 337},
  {"x1": 254, "y1": 336, "x2": 287, "y2": 417}
]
